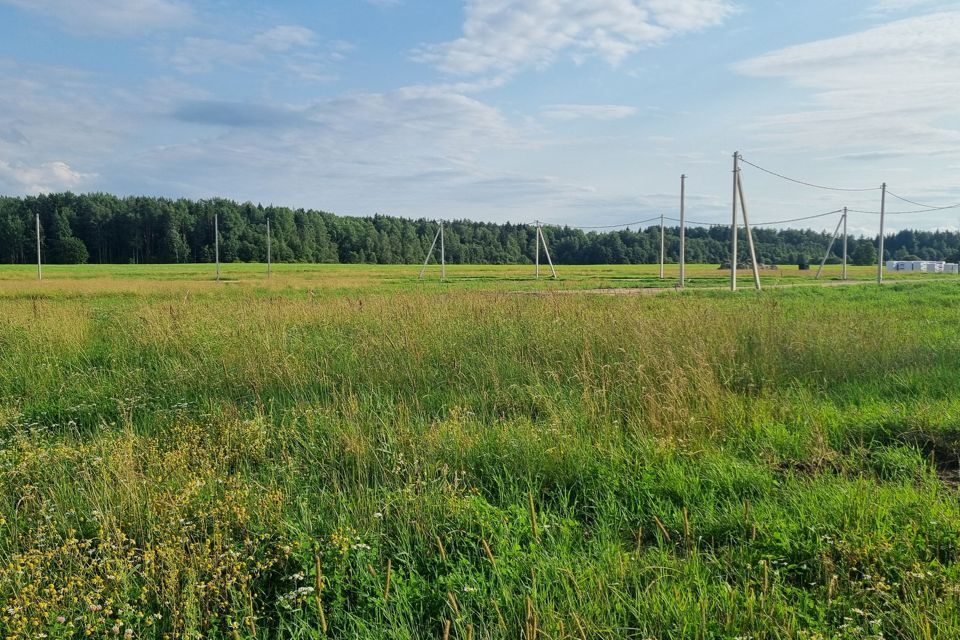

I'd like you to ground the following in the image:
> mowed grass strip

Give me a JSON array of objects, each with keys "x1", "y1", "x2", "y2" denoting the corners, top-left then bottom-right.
[{"x1": 0, "y1": 267, "x2": 958, "y2": 639}]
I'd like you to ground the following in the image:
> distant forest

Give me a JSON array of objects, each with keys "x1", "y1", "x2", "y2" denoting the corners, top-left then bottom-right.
[{"x1": 2, "y1": 192, "x2": 959, "y2": 266}]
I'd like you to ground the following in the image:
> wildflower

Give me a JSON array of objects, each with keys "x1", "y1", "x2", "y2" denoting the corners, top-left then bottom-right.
[{"x1": 57, "y1": 616, "x2": 66, "y2": 623}]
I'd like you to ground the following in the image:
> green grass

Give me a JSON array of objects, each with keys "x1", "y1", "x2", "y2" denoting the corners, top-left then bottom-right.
[{"x1": 1, "y1": 265, "x2": 959, "y2": 639}]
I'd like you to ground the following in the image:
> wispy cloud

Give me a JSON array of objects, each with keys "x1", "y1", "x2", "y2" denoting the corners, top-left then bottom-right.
[
  {"x1": 415, "y1": 0, "x2": 734, "y2": 77},
  {"x1": 165, "y1": 25, "x2": 339, "y2": 81},
  {"x1": 0, "y1": 58, "x2": 130, "y2": 194},
  {"x1": 868, "y1": 0, "x2": 956, "y2": 15},
  {"x1": 0, "y1": 0, "x2": 194, "y2": 35},
  {"x1": 541, "y1": 104, "x2": 638, "y2": 121},
  {"x1": 735, "y1": 11, "x2": 960, "y2": 157}
]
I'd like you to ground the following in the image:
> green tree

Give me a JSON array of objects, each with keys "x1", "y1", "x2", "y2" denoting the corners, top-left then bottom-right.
[{"x1": 852, "y1": 241, "x2": 878, "y2": 266}]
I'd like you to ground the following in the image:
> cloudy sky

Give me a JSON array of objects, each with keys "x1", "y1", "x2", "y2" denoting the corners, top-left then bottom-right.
[{"x1": 1, "y1": 0, "x2": 959, "y2": 234}]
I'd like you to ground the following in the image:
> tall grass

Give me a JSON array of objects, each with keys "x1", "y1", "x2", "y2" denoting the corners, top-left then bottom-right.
[{"x1": 1, "y1": 272, "x2": 959, "y2": 638}]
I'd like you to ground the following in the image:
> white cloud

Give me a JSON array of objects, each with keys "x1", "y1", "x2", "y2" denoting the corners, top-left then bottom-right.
[
  {"x1": 868, "y1": 0, "x2": 953, "y2": 14},
  {"x1": 252, "y1": 26, "x2": 317, "y2": 53},
  {"x1": 541, "y1": 104, "x2": 638, "y2": 121},
  {"x1": 115, "y1": 85, "x2": 540, "y2": 215},
  {"x1": 0, "y1": 59, "x2": 132, "y2": 195},
  {"x1": 416, "y1": 0, "x2": 734, "y2": 77},
  {"x1": 0, "y1": 160, "x2": 95, "y2": 194},
  {"x1": 167, "y1": 25, "x2": 337, "y2": 81},
  {"x1": 0, "y1": 0, "x2": 193, "y2": 35},
  {"x1": 734, "y1": 11, "x2": 960, "y2": 157}
]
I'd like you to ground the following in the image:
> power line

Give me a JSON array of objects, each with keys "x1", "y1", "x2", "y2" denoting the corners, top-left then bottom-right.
[
  {"x1": 664, "y1": 210, "x2": 843, "y2": 228},
  {"x1": 885, "y1": 189, "x2": 960, "y2": 211},
  {"x1": 739, "y1": 157, "x2": 881, "y2": 193},
  {"x1": 752, "y1": 209, "x2": 843, "y2": 227},
  {"x1": 849, "y1": 206, "x2": 960, "y2": 215},
  {"x1": 543, "y1": 215, "x2": 662, "y2": 230},
  {"x1": 665, "y1": 216, "x2": 722, "y2": 226}
]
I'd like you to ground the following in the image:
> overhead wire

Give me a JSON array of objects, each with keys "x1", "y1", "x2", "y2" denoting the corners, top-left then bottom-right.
[
  {"x1": 664, "y1": 209, "x2": 843, "y2": 227},
  {"x1": 885, "y1": 190, "x2": 960, "y2": 211},
  {"x1": 542, "y1": 215, "x2": 662, "y2": 230},
  {"x1": 849, "y1": 207, "x2": 960, "y2": 215},
  {"x1": 536, "y1": 159, "x2": 957, "y2": 231},
  {"x1": 664, "y1": 216, "x2": 721, "y2": 226},
  {"x1": 739, "y1": 157, "x2": 881, "y2": 193},
  {"x1": 752, "y1": 209, "x2": 844, "y2": 227}
]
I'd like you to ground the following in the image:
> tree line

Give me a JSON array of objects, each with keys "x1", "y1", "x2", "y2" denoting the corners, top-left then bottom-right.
[{"x1": 1, "y1": 192, "x2": 959, "y2": 266}]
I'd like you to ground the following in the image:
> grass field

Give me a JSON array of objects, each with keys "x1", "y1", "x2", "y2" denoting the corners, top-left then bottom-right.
[
  {"x1": 0, "y1": 261, "x2": 949, "y2": 295},
  {"x1": 2, "y1": 264, "x2": 959, "y2": 639}
]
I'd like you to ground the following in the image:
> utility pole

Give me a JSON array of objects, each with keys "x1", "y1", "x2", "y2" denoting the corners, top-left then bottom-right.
[
  {"x1": 538, "y1": 225, "x2": 558, "y2": 279},
  {"x1": 731, "y1": 152, "x2": 740, "y2": 291},
  {"x1": 659, "y1": 214, "x2": 665, "y2": 279},
  {"x1": 215, "y1": 214, "x2": 220, "y2": 282},
  {"x1": 418, "y1": 222, "x2": 442, "y2": 280},
  {"x1": 266, "y1": 218, "x2": 272, "y2": 278},
  {"x1": 679, "y1": 175, "x2": 686, "y2": 288},
  {"x1": 736, "y1": 171, "x2": 762, "y2": 290},
  {"x1": 878, "y1": 183, "x2": 886, "y2": 284},
  {"x1": 440, "y1": 220, "x2": 445, "y2": 281},
  {"x1": 815, "y1": 214, "x2": 845, "y2": 280},
  {"x1": 35, "y1": 213, "x2": 42, "y2": 281},
  {"x1": 535, "y1": 221, "x2": 540, "y2": 279},
  {"x1": 842, "y1": 207, "x2": 848, "y2": 281}
]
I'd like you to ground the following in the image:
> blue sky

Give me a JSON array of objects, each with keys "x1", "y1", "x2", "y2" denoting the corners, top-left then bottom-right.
[{"x1": 1, "y1": 0, "x2": 959, "y2": 235}]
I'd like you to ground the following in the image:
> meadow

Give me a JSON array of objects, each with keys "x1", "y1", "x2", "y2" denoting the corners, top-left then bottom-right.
[{"x1": 1, "y1": 263, "x2": 959, "y2": 639}]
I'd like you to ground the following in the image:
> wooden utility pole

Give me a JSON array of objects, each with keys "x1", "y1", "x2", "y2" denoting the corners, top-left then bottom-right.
[
  {"x1": 878, "y1": 183, "x2": 886, "y2": 284},
  {"x1": 440, "y1": 220, "x2": 445, "y2": 281},
  {"x1": 679, "y1": 175, "x2": 686, "y2": 288},
  {"x1": 266, "y1": 218, "x2": 272, "y2": 278}
]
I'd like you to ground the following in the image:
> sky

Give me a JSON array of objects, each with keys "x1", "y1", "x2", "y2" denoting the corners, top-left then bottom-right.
[{"x1": 1, "y1": 0, "x2": 959, "y2": 235}]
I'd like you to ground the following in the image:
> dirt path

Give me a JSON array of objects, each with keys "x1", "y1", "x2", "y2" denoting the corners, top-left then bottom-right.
[{"x1": 536, "y1": 278, "x2": 927, "y2": 296}]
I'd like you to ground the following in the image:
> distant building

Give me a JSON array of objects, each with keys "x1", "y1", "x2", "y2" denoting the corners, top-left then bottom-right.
[{"x1": 886, "y1": 260, "x2": 959, "y2": 274}]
